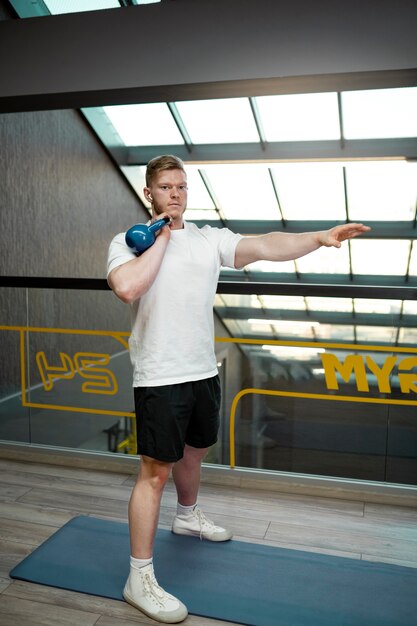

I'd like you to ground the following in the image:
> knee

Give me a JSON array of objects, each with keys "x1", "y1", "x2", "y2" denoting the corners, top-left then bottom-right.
[
  {"x1": 183, "y1": 445, "x2": 208, "y2": 465},
  {"x1": 139, "y1": 458, "x2": 172, "y2": 492}
]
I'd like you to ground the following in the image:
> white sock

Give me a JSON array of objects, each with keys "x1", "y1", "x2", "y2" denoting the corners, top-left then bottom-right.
[
  {"x1": 130, "y1": 555, "x2": 152, "y2": 570},
  {"x1": 177, "y1": 502, "x2": 197, "y2": 516}
]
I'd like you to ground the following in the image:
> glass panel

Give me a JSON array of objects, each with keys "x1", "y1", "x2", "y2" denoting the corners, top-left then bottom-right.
[
  {"x1": 342, "y1": 87, "x2": 417, "y2": 139},
  {"x1": 355, "y1": 325, "x2": 397, "y2": 343},
  {"x1": 296, "y1": 245, "x2": 350, "y2": 274},
  {"x1": 406, "y1": 242, "x2": 417, "y2": 277},
  {"x1": 215, "y1": 293, "x2": 262, "y2": 309},
  {"x1": 256, "y1": 92, "x2": 340, "y2": 141},
  {"x1": 258, "y1": 295, "x2": 306, "y2": 310},
  {"x1": 0, "y1": 288, "x2": 31, "y2": 444},
  {"x1": 346, "y1": 162, "x2": 417, "y2": 221},
  {"x1": 44, "y1": 0, "x2": 120, "y2": 13},
  {"x1": 2, "y1": 283, "x2": 417, "y2": 486},
  {"x1": 175, "y1": 98, "x2": 259, "y2": 143},
  {"x1": 270, "y1": 163, "x2": 346, "y2": 220},
  {"x1": 202, "y1": 164, "x2": 281, "y2": 220},
  {"x1": 314, "y1": 324, "x2": 355, "y2": 342},
  {"x1": 306, "y1": 297, "x2": 353, "y2": 313},
  {"x1": 402, "y1": 300, "x2": 417, "y2": 315},
  {"x1": 120, "y1": 165, "x2": 150, "y2": 208},
  {"x1": 245, "y1": 260, "x2": 296, "y2": 274},
  {"x1": 182, "y1": 166, "x2": 216, "y2": 210},
  {"x1": 103, "y1": 104, "x2": 184, "y2": 146},
  {"x1": 353, "y1": 299, "x2": 402, "y2": 314},
  {"x1": 351, "y1": 240, "x2": 411, "y2": 276}
]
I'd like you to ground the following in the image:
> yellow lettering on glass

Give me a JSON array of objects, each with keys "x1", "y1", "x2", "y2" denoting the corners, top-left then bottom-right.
[
  {"x1": 36, "y1": 351, "x2": 75, "y2": 391},
  {"x1": 73, "y1": 352, "x2": 118, "y2": 395},
  {"x1": 398, "y1": 357, "x2": 417, "y2": 393},
  {"x1": 365, "y1": 355, "x2": 397, "y2": 393},
  {"x1": 36, "y1": 351, "x2": 118, "y2": 395},
  {"x1": 321, "y1": 354, "x2": 369, "y2": 391}
]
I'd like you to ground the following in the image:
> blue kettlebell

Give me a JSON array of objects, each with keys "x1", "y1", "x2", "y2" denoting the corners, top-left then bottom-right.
[{"x1": 125, "y1": 216, "x2": 171, "y2": 255}]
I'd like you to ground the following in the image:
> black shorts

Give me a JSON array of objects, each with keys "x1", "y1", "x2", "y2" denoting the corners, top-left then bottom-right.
[{"x1": 134, "y1": 375, "x2": 221, "y2": 463}]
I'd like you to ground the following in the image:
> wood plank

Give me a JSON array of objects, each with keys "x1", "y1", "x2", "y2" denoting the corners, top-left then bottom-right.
[
  {"x1": 0, "y1": 482, "x2": 32, "y2": 502},
  {"x1": 4, "y1": 580, "x2": 244, "y2": 626},
  {"x1": 17, "y1": 488, "x2": 130, "y2": 519},
  {"x1": 0, "y1": 518, "x2": 59, "y2": 546},
  {"x1": 0, "y1": 458, "x2": 130, "y2": 485},
  {"x1": 265, "y1": 520, "x2": 417, "y2": 562},
  {"x1": 0, "y1": 501, "x2": 74, "y2": 527},
  {"x1": 0, "y1": 538, "x2": 34, "y2": 580},
  {"x1": 0, "y1": 595, "x2": 101, "y2": 626}
]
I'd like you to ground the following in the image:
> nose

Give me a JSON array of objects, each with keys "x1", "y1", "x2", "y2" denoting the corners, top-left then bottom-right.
[{"x1": 171, "y1": 187, "x2": 180, "y2": 198}]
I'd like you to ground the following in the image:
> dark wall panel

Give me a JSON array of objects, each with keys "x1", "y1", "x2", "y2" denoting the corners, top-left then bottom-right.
[{"x1": 0, "y1": 108, "x2": 148, "y2": 277}]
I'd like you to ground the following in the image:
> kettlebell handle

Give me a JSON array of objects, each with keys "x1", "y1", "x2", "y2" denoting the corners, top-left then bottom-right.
[{"x1": 149, "y1": 216, "x2": 171, "y2": 232}]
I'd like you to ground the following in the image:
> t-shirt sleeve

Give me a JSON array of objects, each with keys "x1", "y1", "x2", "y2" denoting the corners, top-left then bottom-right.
[
  {"x1": 217, "y1": 228, "x2": 244, "y2": 269},
  {"x1": 107, "y1": 232, "x2": 136, "y2": 277}
]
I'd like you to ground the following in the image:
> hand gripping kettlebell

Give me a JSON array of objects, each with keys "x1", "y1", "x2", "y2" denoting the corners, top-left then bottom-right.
[{"x1": 125, "y1": 216, "x2": 171, "y2": 255}]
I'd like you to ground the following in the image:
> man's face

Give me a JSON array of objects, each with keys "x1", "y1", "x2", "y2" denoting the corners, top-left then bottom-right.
[{"x1": 145, "y1": 168, "x2": 188, "y2": 225}]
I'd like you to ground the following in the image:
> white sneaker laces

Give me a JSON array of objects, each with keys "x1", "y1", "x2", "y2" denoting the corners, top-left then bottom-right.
[
  {"x1": 195, "y1": 507, "x2": 216, "y2": 540},
  {"x1": 143, "y1": 569, "x2": 166, "y2": 605}
]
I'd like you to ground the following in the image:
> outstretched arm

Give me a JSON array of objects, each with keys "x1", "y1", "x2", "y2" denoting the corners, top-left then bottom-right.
[{"x1": 234, "y1": 223, "x2": 370, "y2": 269}]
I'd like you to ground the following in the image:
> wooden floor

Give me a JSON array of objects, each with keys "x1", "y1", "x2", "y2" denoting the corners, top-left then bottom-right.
[{"x1": 1, "y1": 458, "x2": 417, "y2": 626}]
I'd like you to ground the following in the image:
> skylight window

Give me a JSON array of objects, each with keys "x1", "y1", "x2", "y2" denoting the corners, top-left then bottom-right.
[
  {"x1": 174, "y1": 98, "x2": 260, "y2": 144},
  {"x1": 200, "y1": 164, "x2": 281, "y2": 220},
  {"x1": 346, "y1": 162, "x2": 417, "y2": 221},
  {"x1": 351, "y1": 240, "x2": 411, "y2": 276},
  {"x1": 342, "y1": 87, "x2": 417, "y2": 139},
  {"x1": 295, "y1": 245, "x2": 350, "y2": 275},
  {"x1": 305, "y1": 297, "x2": 353, "y2": 313},
  {"x1": 43, "y1": 0, "x2": 120, "y2": 13},
  {"x1": 43, "y1": 0, "x2": 160, "y2": 12},
  {"x1": 103, "y1": 104, "x2": 184, "y2": 146},
  {"x1": 353, "y1": 299, "x2": 402, "y2": 314},
  {"x1": 255, "y1": 92, "x2": 340, "y2": 141},
  {"x1": 270, "y1": 163, "x2": 346, "y2": 220}
]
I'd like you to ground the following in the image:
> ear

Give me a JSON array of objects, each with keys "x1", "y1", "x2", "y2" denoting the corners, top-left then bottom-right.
[{"x1": 143, "y1": 187, "x2": 152, "y2": 203}]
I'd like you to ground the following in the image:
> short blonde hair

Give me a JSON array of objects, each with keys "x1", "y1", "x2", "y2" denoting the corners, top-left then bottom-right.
[{"x1": 145, "y1": 155, "x2": 186, "y2": 186}]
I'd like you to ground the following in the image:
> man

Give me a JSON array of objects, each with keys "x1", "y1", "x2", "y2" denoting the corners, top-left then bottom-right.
[{"x1": 107, "y1": 154, "x2": 370, "y2": 623}]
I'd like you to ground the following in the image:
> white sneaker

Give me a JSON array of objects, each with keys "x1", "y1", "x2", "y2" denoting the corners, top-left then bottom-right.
[
  {"x1": 172, "y1": 506, "x2": 233, "y2": 542},
  {"x1": 123, "y1": 563, "x2": 188, "y2": 624}
]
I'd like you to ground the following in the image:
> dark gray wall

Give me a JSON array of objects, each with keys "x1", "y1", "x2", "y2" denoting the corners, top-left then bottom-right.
[
  {"x1": 0, "y1": 108, "x2": 147, "y2": 277},
  {"x1": 1, "y1": 0, "x2": 417, "y2": 111}
]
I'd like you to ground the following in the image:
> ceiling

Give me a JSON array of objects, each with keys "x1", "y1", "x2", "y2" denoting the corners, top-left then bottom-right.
[{"x1": 6, "y1": 0, "x2": 417, "y2": 351}]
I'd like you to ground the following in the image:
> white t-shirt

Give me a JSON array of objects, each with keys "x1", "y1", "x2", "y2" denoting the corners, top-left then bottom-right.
[{"x1": 107, "y1": 221, "x2": 243, "y2": 387}]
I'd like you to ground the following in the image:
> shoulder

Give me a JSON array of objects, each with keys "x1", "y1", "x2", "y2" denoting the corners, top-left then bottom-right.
[
  {"x1": 109, "y1": 232, "x2": 127, "y2": 246},
  {"x1": 187, "y1": 222, "x2": 237, "y2": 242},
  {"x1": 107, "y1": 231, "x2": 136, "y2": 276}
]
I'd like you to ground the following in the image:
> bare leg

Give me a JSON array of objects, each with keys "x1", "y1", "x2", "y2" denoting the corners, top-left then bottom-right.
[
  {"x1": 172, "y1": 444, "x2": 208, "y2": 506},
  {"x1": 128, "y1": 455, "x2": 173, "y2": 558},
  {"x1": 171, "y1": 445, "x2": 232, "y2": 542}
]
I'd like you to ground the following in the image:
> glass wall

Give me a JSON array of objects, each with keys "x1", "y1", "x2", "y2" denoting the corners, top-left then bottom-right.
[{"x1": 1, "y1": 281, "x2": 416, "y2": 486}]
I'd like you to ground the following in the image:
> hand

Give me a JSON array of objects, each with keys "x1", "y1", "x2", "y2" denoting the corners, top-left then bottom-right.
[
  {"x1": 319, "y1": 223, "x2": 371, "y2": 248},
  {"x1": 152, "y1": 213, "x2": 172, "y2": 240}
]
